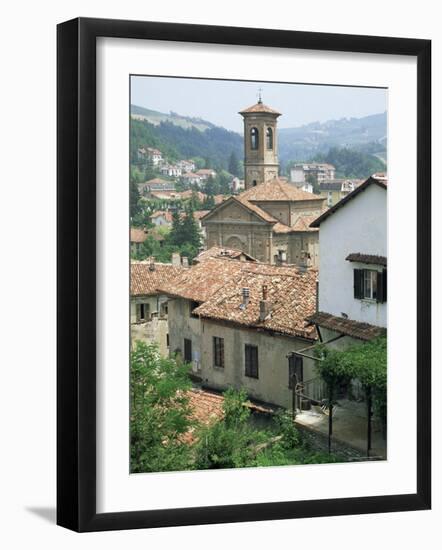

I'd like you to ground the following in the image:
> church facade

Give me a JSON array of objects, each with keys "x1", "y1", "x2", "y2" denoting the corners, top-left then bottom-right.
[{"x1": 201, "y1": 99, "x2": 326, "y2": 266}]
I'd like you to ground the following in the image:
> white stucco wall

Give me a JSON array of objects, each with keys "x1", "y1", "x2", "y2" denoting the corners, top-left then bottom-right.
[{"x1": 318, "y1": 183, "x2": 387, "y2": 327}]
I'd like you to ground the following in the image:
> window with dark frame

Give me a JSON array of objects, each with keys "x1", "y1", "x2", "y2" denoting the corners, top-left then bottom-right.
[
  {"x1": 354, "y1": 268, "x2": 387, "y2": 303},
  {"x1": 213, "y1": 336, "x2": 224, "y2": 368},
  {"x1": 184, "y1": 338, "x2": 192, "y2": 363},
  {"x1": 137, "y1": 302, "x2": 150, "y2": 321},
  {"x1": 288, "y1": 354, "x2": 303, "y2": 389},
  {"x1": 250, "y1": 127, "x2": 259, "y2": 150},
  {"x1": 189, "y1": 300, "x2": 200, "y2": 317},
  {"x1": 244, "y1": 344, "x2": 259, "y2": 379}
]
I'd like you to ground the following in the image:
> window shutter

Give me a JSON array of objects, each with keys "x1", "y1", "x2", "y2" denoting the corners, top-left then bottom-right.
[
  {"x1": 295, "y1": 355, "x2": 304, "y2": 382},
  {"x1": 377, "y1": 269, "x2": 387, "y2": 303},
  {"x1": 354, "y1": 269, "x2": 363, "y2": 299}
]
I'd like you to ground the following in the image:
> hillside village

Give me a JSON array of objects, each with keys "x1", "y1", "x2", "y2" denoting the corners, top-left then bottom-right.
[{"x1": 130, "y1": 97, "x2": 388, "y2": 471}]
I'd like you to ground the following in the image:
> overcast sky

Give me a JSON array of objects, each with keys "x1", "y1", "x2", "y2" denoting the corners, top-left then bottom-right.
[{"x1": 131, "y1": 76, "x2": 387, "y2": 133}]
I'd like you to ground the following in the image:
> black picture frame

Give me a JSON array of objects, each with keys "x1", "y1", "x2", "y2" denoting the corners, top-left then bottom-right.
[{"x1": 57, "y1": 17, "x2": 431, "y2": 532}]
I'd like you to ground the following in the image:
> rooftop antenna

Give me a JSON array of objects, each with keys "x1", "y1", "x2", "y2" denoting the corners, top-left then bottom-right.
[{"x1": 257, "y1": 87, "x2": 263, "y2": 104}]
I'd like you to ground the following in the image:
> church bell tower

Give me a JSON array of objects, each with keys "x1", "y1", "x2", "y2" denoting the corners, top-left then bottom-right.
[{"x1": 239, "y1": 93, "x2": 281, "y2": 190}]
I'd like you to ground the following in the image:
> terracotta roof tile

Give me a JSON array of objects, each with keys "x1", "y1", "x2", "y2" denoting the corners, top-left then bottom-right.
[
  {"x1": 239, "y1": 102, "x2": 282, "y2": 116},
  {"x1": 193, "y1": 262, "x2": 318, "y2": 339},
  {"x1": 157, "y1": 257, "x2": 246, "y2": 302},
  {"x1": 130, "y1": 227, "x2": 148, "y2": 243},
  {"x1": 214, "y1": 194, "x2": 229, "y2": 204},
  {"x1": 131, "y1": 261, "x2": 183, "y2": 296},
  {"x1": 271, "y1": 222, "x2": 292, "y2": 234},
  {"x1": 195, "y1": 246, "x2": 257, "y2": 263},
  {"x1": 193, "y1": 210, "x2": 211, "y2": 220},
  {"x1": 181, "y1": 388, "x2": 224, "y2": 444},
  {"x1": 291, "y1": 214, "x2": 321, "y2": 232},
  {"x1": 307, "y1": 311, "x2": 386, "y2": 341},
  {"x1": 240, "y1": 178, "x2": 324, "y2": 203},
  {"x1": 235, "y1": 196, "x2": 278, "y2": 223}
]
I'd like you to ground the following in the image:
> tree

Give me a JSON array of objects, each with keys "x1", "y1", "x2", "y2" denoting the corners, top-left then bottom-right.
[
  {"x1": 169, "y1": 210, "x2": 183, "y2": 244},
  {"x1": 203, "y1": 195, "x2": 215, "y2": 209},
  {"x1": 130, "y1": 341, "x2": 195, "y2": 473},
  {"x1": 216, "y1": 170, "x2": 232, "y2": 195},
  {"x1": 203, "y1": 175, "x2": 217, "y2": 196},
  {"x1": 228, "y1": 151, "x2": 241, "y2": 176},
  {"x1": 193, "y1": 389, "x2": 268, "y2": 469},
  {"x1": 315, "y1": 336, "x2": 387, "y2": 452},
  {"x1": 181, "y1": 206, "x2": 201, "y2": 245},
  {"x1": 130, "y1": 180, "x2": 142, "y2": 219}
]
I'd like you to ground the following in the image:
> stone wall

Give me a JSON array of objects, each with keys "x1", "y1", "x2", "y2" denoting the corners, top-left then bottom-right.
[{"x1": 199, "y1": 319, "x2": 317, "y2": 409}]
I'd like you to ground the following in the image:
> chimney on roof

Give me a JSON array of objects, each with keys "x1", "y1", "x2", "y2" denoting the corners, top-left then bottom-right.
[
  {"x1": 171, "y1": 252, "x2": 181, "y2": 267},
  {"x1": 149, "y1": 257, "x2": 156, "y2": 271},
  {"x1": 182, "y1": 256, "x2": 189, "y2": 268},
  {"x1": 240, "y1": 287, "x2": 250, "y2": 310},
  {"x1": 262, "y1": 284, "x2": 268, "y2": 301},
  {"x1": 299, "y1": 250, "x2": 311, "y2": 273},
  {"x1": 259, "y1": 285, "x2": 271, "y2": 321}
]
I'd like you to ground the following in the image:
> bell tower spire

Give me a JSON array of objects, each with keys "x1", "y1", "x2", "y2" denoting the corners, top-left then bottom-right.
[{"x1": 239, "y1": 98, "x2": 281, "y2": 190}]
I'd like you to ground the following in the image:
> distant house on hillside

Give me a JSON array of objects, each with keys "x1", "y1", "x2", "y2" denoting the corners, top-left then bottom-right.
[
  {"x1": 160, "y1": 163, "x2": 182, "y2": 177},
  {"x1": 290, "y1": 163, "x2": 336, "y2": 184},
  {"x1": 195, "y1": 168, "x2": 217, "y2": 181},
  {"x1": 318, "y1": 179, "x2": 362, "y2": 206},
  {"x1": 230, "y1": 177, "x2": 245, "y2": 193},
  {"x1": 150, "y1": 210, "x2": 173, "y2": 227},
  {"x1": 137, "y1": 178, "x2": 175, "y2": 196},
  {"x1": 181, "y1": 172, "x2": 203, "y2": 186},
  {"x1": 137, "y1": 147, "x2": 163, "y2": 166},
  {"x1": 177, "y1": 159, "x2": 196, "y2": 173}
]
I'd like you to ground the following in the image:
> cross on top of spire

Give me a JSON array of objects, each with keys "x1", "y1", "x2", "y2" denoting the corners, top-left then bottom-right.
[{"x1": 257, "y1": 88, "x2": 263, "y2": 104}]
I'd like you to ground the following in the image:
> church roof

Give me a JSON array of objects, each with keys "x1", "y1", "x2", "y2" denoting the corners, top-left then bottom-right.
[
  {"x1": 235, "y1": 196, "x2": 278, "y2": 222},
  {"x1": 200, "y1": 195, "x2": 278, "y2": 224},
  {"x1": 240, "y1": 178, "x2": 325, "y2": 203},
  {"x1": 239, "y1": 102, "x2": 282, "y2": 116},
  {"x1": 272, "y1": 214, "x2": 321, "y2": 234}
]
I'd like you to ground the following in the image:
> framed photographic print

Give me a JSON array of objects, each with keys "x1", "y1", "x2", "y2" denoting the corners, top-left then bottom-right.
[{"x1": 57, "y1": 17, "x2": 431, "y2": 532}]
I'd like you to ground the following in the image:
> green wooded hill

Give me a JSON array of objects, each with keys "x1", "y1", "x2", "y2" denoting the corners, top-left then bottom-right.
[
  {"x1": 130, "y1": 115, "x2": 242, "y2": 171},
  {"x1": 278, "y1": 112, "x2": 387, "y2": 164},
  {"x1": 130, "y1": 105, "x2": 387, "y2": 177},
  {"x1": 310, "y1": 147, "x2": 386, "y2": 179}
]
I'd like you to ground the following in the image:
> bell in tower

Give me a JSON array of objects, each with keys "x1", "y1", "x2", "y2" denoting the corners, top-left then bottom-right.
[{"x1": 239, "y1": 93, "x2": 281, "y2": 190}]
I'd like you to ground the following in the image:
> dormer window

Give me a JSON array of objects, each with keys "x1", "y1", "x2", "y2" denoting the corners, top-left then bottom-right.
[
  {"x1": 250, "y1": 127, "x2": 259, "y2": 150},
  {"x1": 266, "y1": 127, "x2": 273, "y2": 150}
]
